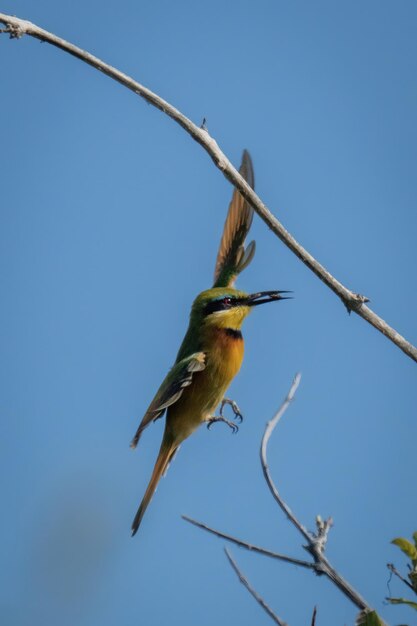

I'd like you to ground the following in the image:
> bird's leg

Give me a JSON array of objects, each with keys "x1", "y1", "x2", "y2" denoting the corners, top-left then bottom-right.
[
  {"x1": 206, "y1": 415, "x2": 239, "y2": 434},
  {"x1": 220, "y1": 397, "x2": 243, "y2": 423}
]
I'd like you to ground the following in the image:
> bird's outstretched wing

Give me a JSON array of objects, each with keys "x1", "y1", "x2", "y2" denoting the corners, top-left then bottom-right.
[
  {"x1": 213, "y1": 150, "x2": 256, "y2": 288},
  {"x1": 130, "y1": 352, "x2": 206, "y2": 449}
]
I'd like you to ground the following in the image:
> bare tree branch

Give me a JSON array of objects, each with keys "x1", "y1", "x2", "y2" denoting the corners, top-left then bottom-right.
[
  {"x1": 260, "y1": 373, "x2": 311, "y2": 543},
  {"x1": 260, "y1": 374, "x2": 371, "y2": 611},
  {"x1": 182, "y1": 515, "x2": 315, "y2": 570},
  {"x1": 225, "y1": 548, "x2": 289, "y2": 626},
  {"x1": 184, "y1": 375, "x2": 373, "y2": 613},
  {"x1": 311, "y1": 605, "x2": 317, "y2": 626},
  {"x1": 1, "y1": 12, "x2": 416, "y2": 364}
]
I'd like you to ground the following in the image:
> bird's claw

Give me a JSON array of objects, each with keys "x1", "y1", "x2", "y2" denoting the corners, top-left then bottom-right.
[
  {"x1": 207, "y1": 416, "x2": 239, "y2": 434},
  {"x1": 220, "y1": 398, "x2": 243, "y2": 423}
]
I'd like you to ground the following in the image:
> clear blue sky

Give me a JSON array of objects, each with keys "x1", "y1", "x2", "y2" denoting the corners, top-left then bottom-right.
[{"x1": 1, "y1": 2, "x2": 416, "y2": 625}]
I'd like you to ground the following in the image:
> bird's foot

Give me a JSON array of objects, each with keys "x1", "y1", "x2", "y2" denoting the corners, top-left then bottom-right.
[
  {"x1": 220, "y1": 398, "x2": 243, "y2": 423},
  {"x1": 206, "y1": 415, "x2": 239, "y2": 434}
]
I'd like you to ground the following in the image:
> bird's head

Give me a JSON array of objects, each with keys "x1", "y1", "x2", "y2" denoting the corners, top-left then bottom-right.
[{"x1": 191, "y1": 287, "x2": 290, "y2": 331}]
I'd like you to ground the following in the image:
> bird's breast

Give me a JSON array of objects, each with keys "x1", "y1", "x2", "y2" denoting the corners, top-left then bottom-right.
[
  {"x1": 166, "y1": 327, "x2": 244, "y2": 440},
  {"x1": 191, "y1": 326, "x2": 244, "y2": 413},
  {"x1": 206, "y1": 327, "x2": 244, "y2": 383}
]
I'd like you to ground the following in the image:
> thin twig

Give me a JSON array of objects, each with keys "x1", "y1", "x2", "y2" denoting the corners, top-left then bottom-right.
[
  {"x1": 185, "y1": 376, "x2": 372, "y2": 612},
  {"x1": 225, "y1": 548, "x2": 289, "y2": 626},
  {"x1": 260, "y1": 374, "x2": 371, "y2": 611},
  {"x1": 0, "y1": 12, "x2": 416, "y2": 364},
  {"x1": 182, "y1": 515, "x2": 315, "y2": 569},
  {"x1": 311, "y1": 605, "x2": 317, "y2": 626},
  {"x1": 260, "y1": 373, "x2": 310, "y2": 543},
  {"x1": 387, "y1": 563, "x2": 416, "y2": 593}
]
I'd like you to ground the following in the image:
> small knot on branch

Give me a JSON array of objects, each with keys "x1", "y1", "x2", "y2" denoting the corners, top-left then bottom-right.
[
  {"x1": 304, "y1": 515, "x2": 334, "y2": 561},
  {"x1": 343, "y1": 292, "x2": 370, "y2": 315},
  {"x1": 314, "y1": 515, "x2": 333, "y2": 552},
  {"x1": 0, "y1": 21, "x2": 25, "y2": 39}
]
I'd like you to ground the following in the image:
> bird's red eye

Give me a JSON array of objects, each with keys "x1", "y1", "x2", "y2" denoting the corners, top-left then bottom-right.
[{"x1": 224, "y1": 297, "x2": 232, "y2": 307}]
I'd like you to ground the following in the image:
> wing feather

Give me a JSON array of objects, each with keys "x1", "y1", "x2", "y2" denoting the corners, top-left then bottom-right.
[
  {"x1": 213, "y1": 150, "x2": 256, "y2": 287},
  {"x1": 130, "y1": 352, "x2": 206, "y2": 449}
]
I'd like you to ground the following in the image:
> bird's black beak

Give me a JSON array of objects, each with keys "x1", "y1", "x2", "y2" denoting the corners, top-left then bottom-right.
[{"x1": 247, "y1": 290, "x2": 292, "y2": 306}]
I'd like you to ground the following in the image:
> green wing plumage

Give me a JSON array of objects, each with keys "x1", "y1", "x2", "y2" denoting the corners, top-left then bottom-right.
[
  {"x1": 130, "y1": 352, "x2": 206, "y2": 449},
  {"x1": 213, "y1": 150, "x2": 256, "y2": 288}
]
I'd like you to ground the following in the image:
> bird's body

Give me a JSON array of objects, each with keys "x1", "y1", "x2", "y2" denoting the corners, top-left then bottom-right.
[
  {"x1": 169, "y1": 335, "x2": 241, "y2": 440},
  {"x1": 130, "y1": 152, "x2": 288, "y2": 535},
  {"x1": 168, "y1": 289, "x2": 247, "y2": 441}
]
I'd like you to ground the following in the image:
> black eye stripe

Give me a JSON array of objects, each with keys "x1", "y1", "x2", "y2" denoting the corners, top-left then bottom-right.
[
  {"x1": 203, "y1": 300, "x2": 229, "y2": 315},
  {"x1": 203, "y1": 297, "x2": 243, "y2": 316}
]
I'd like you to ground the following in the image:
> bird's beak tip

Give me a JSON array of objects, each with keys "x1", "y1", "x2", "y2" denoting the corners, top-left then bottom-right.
[{"x1": 248, "y1": 290, "x2": 293, "y2": 306}]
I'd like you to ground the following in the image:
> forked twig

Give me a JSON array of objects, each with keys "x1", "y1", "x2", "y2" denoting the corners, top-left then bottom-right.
[
  {"x1": 387, "y1": 563, "x2": 416, "y2": 593},
  {"x1": 184, "y1": 374, "x2": 372, "y2": 613},
  {"x1": 259, "y1": 374, "x2": 369, "y2": 610},
  {"x1": 225, "y1": 548, "x2": 289, "y2": 626},
  {"x1": 0, "y1": 12, "x2": 416, "y2": 364}
]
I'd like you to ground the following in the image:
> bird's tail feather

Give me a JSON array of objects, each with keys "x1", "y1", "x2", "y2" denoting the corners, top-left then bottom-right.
[{"x1": 131, "y1": 437, "x2": 177, "y2": 536}]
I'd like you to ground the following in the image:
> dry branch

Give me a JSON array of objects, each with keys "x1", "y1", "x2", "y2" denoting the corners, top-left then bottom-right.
[
  {"x1": 184, "y1": 374, "x2": 372, "y2": 613},
  {"x1": 387, "y1": 563, "x2": 416, "y2": 593},
  {"x1": 260, "y1": 374, "x2": 371, "y2": 611},
  {"x1": 182, "y1": 515, "x2": 315, "y2": 570},
  {"x1": 225, "y1": 548, "x2": 289, "y2": 626},
  {"x1": 0, "y1": 12, "x2": 416, "y2": 363}
]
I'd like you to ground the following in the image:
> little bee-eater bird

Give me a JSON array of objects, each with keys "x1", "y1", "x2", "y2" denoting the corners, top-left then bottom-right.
[{"x1": 130, "y1": 150, "x2": 289, "y2": 536}]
